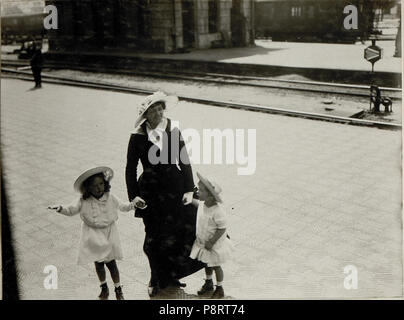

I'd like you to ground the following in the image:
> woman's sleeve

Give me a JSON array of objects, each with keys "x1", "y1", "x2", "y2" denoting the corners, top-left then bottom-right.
[
  {"x1": 178, "y1": 129, "x2": 195, "y2": 192},
  {"x1": 213, "y1": 207, "x2": 227, "y2": 229},
  {"x1": 59, "y1": 198, "x2": 82, "y2": 216},
  {"x1": 125, "y1": 135, "x2": 140, "y2": 201}
]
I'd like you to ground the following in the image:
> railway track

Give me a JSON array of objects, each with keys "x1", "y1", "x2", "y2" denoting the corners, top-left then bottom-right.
[
  {"x1": 1, "y1": 66, "x2": 401, "y2": 130},
  {"x1": 2, "y1": 59, "x2": 402, "y2": 100}
]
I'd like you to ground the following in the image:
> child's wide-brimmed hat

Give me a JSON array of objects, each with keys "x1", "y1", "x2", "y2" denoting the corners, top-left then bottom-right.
[
  {"x1": 134, "y1": 91, "x2": 179, "y2": 128},
  {"x1": 73, "y1": 166, "x2": 114, "y2": 193},
  {"x1": 197, "y1": 172, "x2": 223, "y2": 203}
]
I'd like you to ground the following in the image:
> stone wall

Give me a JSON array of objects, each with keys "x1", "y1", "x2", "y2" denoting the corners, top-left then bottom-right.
[
  {"x1": 149, "y1": 0, "x2": 175, "y2": 52},
  {"x1": 219, "y1": 0, "x2": 233, "y2": 47},
  {"x1": 173, "y1": 0, "x2": 184, "y2": 49},
  {"x1": 46, "y1": 0, "x2": 254, "y2": 53},
  {"x1": 46, "y1": 0, "x2": 157, "y2": 51},
  {"x1": 195, "y1": 0, "x2": 234, "y2": 49},
  {"x1": 241, "y1": 0, "x2": 254, "y2": 45},
  {"x1": 194, "y1": 0, "x2": 253, "y2": 49}
]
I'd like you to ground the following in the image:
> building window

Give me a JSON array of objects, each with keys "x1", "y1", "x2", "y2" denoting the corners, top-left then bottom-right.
[
  {"x1": 208, "y1": 0, "x2": 219, "y2": 33},
  {"x1": 291, "y1": 6, "x2": 302, "y2": 17}
]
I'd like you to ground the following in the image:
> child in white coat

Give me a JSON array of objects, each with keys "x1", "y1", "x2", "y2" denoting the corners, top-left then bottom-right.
[
  {"x1": 190, "y1": 172, "x2": 233, "y2": 299},
  {"x1": 49, "y1": 166, "x2": 135, "y2": 300}
]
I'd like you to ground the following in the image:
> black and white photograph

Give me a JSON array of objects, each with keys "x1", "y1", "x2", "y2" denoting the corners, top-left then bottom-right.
[{"x1": 1, "y1": 0, "x2": 402, "y2": 302}]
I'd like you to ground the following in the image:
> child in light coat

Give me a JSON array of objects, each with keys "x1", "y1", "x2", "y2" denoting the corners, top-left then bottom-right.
[
  {"x1": 190, "y1": 172, "x2": 233, "y2": 299},
  {"x1": 49, "y1": 166, "x2": 135, "y2": 300}
]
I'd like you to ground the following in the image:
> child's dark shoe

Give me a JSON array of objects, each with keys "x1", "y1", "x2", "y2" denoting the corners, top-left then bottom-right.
[
  {"x1": 210, "y1": 285, "x2": 224, "y2": 299},
  {"x1": 197, "y1": 279, "x2": 214, "y2": 296},
  {"x1": 148, "y1": 285, "x2": 159, "y2": 297},
  {"x1": 98, "y1": 283, "x2": 109, "y2": 300},
  {"x1": 115, "y1": 286, "x2": 124, "y2": 300},
  {"x1": 148, "y1": 280, "x2": 159, "y2": 298}
]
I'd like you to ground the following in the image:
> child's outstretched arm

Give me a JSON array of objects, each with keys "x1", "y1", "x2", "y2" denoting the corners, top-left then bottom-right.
[
  {"x1": 110, "y1": 194, "x2": 136, "y2": 212},
  {"x1": 205, "y1": 228, "x2": 226, "y2": 250},
  {"x1": 48, "y1": 198, "x2": 82, "y2": 216}
]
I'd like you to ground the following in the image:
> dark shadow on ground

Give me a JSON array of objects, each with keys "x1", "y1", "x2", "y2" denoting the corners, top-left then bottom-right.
[
  {"x1": 149, "y1": 286, "x2": 233, "y2": 300},
  {"x1": 1, "y1": 174, "x2": 20, "y2": 300}
]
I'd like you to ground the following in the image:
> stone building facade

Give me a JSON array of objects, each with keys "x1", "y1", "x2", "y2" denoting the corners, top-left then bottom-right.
[{"x1": 46, "y1": 0, "x2": 254, "y2": 53}]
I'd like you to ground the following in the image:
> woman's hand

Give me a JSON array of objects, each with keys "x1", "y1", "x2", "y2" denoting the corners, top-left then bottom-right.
[
  {"x1": 47, "y1": 205, "x2": 62, "y2": 213},
  {"x1": 182, "y1": 192, "x2": 193, "y2": 205},
  {"x1": 133, "y1": 196, "x2": 147, "y2": 209}
]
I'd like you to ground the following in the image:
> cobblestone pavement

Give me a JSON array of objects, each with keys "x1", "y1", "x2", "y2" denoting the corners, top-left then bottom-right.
[{"x1": 1, "y1": 78, "x2": 402, "y2": 299}]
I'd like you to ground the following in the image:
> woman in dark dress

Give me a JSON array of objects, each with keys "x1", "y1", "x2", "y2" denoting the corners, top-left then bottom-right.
[{"x1": 125, "y1": 92, "x2": 205, "y2": 297}]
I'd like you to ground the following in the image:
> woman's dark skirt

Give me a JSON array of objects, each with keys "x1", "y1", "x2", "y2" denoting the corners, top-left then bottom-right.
[{"x1": 137, "y1": 165, "x2": 205, "y2": 288}]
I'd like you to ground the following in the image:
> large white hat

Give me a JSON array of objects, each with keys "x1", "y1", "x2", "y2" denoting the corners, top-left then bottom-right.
[
  {"x1": 197, "y1": 172, "x2": 223, "y2": 203},
  {"x1": 134, "y1": 91, "x2": 179, "y2": 128},
  {"x1": 73, "y1": 166, "x2": 114, "y2": 193}
]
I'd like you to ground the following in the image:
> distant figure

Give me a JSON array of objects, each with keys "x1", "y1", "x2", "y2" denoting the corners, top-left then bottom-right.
[{"x1": 30, "y1": 43, "x2": 43, "y2": 89}]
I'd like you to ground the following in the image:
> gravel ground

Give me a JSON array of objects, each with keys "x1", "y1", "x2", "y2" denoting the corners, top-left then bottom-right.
[{"x1": 44, "y1": 68, "x2": 401, "y2": 123}]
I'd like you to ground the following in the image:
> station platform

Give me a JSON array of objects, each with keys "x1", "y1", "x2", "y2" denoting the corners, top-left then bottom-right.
[
  {"x1": 1, "y1": 78, "x2": 402, "y2": 300},
  {"x1": 43, "y1": 39, "x2": 402, "y2": 87},
  {"x1": 3, "y1": 39, "x2": 401, "y2": 87}
]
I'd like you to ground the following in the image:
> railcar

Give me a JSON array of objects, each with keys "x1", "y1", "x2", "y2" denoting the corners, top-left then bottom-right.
[
  {"x1": 254, "y1": 0, "x2": 392, "y2": 43},
  {"x1": 1, "y1": 13, "x2": 46, "y2": 44}
]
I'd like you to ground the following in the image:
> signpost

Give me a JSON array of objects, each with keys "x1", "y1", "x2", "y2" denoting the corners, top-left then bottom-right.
[
  {"x1": 365, "y1": 39, "x2": 393, "y2": 114},
  {"x1": 364, "y1": 39, "x2": 382, "y2": 72}
]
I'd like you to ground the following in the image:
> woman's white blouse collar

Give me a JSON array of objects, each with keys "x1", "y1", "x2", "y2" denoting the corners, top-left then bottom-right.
[{"x1": 146, "y1": 117, "x2": 167, "y2": 149}]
